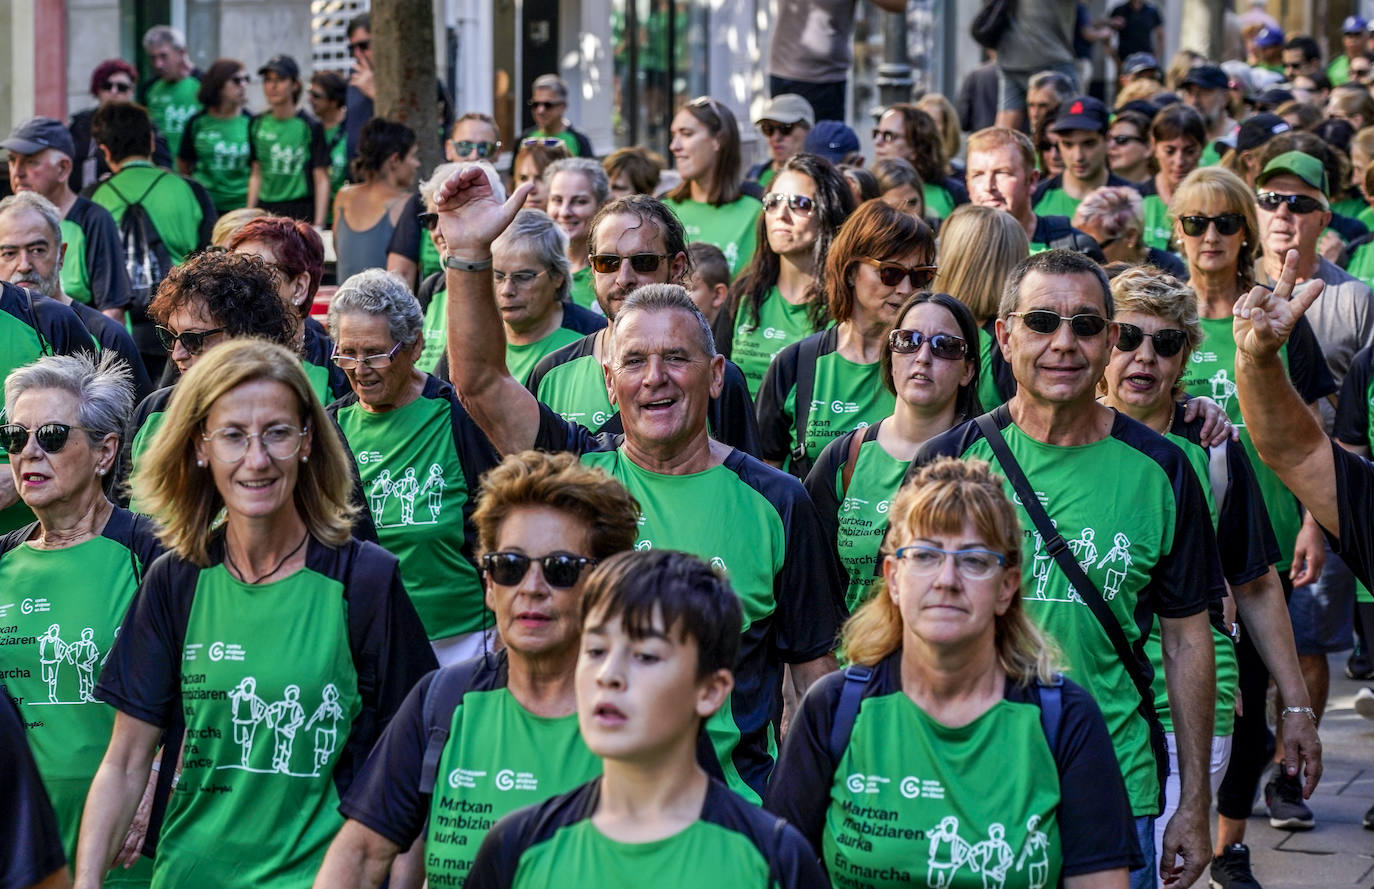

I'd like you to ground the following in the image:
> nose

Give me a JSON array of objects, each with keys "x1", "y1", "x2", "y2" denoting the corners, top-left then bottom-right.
[
  {"x1": 242, "y1": 434, "x2": 274, "y2": 468},
  {"x1": 933, "y1": 550, "x2": 961, "y2": 588},
  {"x1": 171, "y1": 338, "x2": 192, "y2": 365},
  {"x1": 516, "y1": 558, "x2": 549, "y2": 597},
  {"x1": 15, "y1": 249, "x2": 33, "y2": 273},
  {"x1": 1049, "y1": 316, "x2": 1078, "y2": 350},
  {"x1": 614, "y1": 259, "x2": 637, "y2": 289},
  {"x1": 595, "y1": 647, "x2": 627, "y2": 689},
  {"x1": 641, "y1": 354, "x2": 668, "y2": 386}
]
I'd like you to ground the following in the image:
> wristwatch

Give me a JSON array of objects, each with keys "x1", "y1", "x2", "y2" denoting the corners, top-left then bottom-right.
[{"x1": 444, "y1": 254, "x2": 492, "y2": 272}]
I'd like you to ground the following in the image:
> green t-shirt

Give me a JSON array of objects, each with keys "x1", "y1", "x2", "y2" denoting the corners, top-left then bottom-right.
[
  {"x1": 324, "y1": 124, "x2": 349, "y2": 197},
  {"x1": 421, "y1": 232, "x2": 444, "y2": 280},
  {"x1": 183, "y1": 112, "x2": 251, "y2": 212},
  {"x1": 976, "y1": 326, "x2": 1007, "y2": 412},
  {"x1": 1032, "y1": 186, "x2": 1081, "y2": 219},
  {"x1": 568, "y1": 266, "x2": 597, "y2": 311},
  {"x1": 757, "y1": 166, "x2": 777, "y2": 189},
  {"x1": 58, "y1": 218, "x2": 92, "y2": 305},
  {"x1": 1142, "y1": 192, "x2": 1173, "y2": 252},
  {"x1": 1200, "y1": 142, "x2": 1222, "y2": 168},
  {"x1": 336, "y1": 390, "x2": 486, "y2": 639},
  {"x1": 1329, "y1": 55, "x2": 1352, "y2": 86},
  {"x1": 731, "y1": 287, "x2": 818, "y2": 398},
  {"x1": 506, "y1": 326, "x2": 584, "y2": 387},
  {"x1": 250, "y1": 112, "x2": 325, "y2": 204},
  {"x1": 535, "y1": 352, "x2": 619, "y2": 431},
  {"x1": 419, "y1": 287, "x2": 449, "y2": 373},
  {"x1": 1348, "y1": 239, "x2": 1374, "y2": 291},
  {"x1": 145, "y1": 76, "x2": 202, "y2": 157},
  {"x1": 1332, "y1": 196, "x2": 1366, "y2": 220},
  {"x1": 830, "y1": 435, "x2": 910, "y2": 611},
  {"x1": 527, "y1": 128, "x2": 582, "y2": 157},
  {"x1": 664, "y1": 196, "x2": 761, "y2": 276},
  {"x1": 0, "y1": 512, "x2": 157, "y2": 885},
  {"x1": 91, "y1": 162, "x2": 204, "y2": 264},
  {"x1": 923, "y1": 182, "x2": 955, "y2": 222}
]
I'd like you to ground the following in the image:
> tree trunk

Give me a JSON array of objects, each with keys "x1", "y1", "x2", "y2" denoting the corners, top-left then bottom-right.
[
  {"x1": 372, "y1": 0, "x2": 443, "y2": 176},
  {"x1": 1177, "y1": 0, "x2": 1225, "y2": 60}
]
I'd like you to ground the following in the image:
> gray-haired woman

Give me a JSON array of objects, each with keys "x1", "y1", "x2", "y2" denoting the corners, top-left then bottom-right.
[
  {"x1": 545, "y1": 157, "x2": 610, "y2": 311},
  {"x1": 0, "y1": 351, "x2": 164, "y2": 881},
  {"x1": 327, "y1": 268, "x2": 504, "y2": 665},
  {"x1": 1072, "y1": 185, "x2": 1189, "y2": 279}
]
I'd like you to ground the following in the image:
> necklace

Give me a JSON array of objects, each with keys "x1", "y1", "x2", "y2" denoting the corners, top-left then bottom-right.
[
  {"x1": 1162, "y1": 405, "x2": 1176, "y2": 435},
  {"x1": 225, "y1": 532, "x2": 309, "y2": 585}
]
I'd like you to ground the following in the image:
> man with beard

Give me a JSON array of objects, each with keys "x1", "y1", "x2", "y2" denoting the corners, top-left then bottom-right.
[{"x1": 1180, "y1": 66, "x2": 1239, "y2": 167}]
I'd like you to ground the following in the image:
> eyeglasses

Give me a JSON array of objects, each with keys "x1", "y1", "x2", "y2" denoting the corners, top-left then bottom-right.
[
  {"x1": 1179, "y1": 213, "x2": 1245, "y2": 237},
  {"x1": 888, "y1": 328, "x2": 969, "y2": 360},
  {"x1": 1353, "y1": 67, "x2": 1373, "y2": 78},
  {"x1": 855, "y1": 258, "x2": 938, "y2": 288},
  {"x1": 1256, "y1": 191, "x2": 1326, "y2": 214},
  {"x1": 349, "y1": 39, "x2": 371, "y2": 54},
  {"x1": 0, "y1": 423, "x2": 91, "y2": 455},
  {"x1": 493, "y1": 268, "x2": 548, "y2": 288},
  {"x1": 331, "y1": 341, "x2": 405, "y2": 370},
  {"x1": 762, "y1": 193, "x2": 817, "y2": 216},
  {"x1": 451, "y1": 139, "x2": 501, "y2": 158},
  {"x1": 893, "y1": 544, "x2": 1007, "y2": 580},
  {"x1": 1009, "y1": 310, "x2": 1109, "y2": 337},
  {"x1": 155, "y1": 325, "x2": 226, "y2": 354},
  {"x1": 231, "y1": 74, "x2": 251, "y2": 85},
  {"x1": 1109, "y1": 134, "x2": 1144, "y2": 146},
  {"x1": 528, "y1": 100, "x2": 565, "y2": 111},
  {"x1": 871, "y1": 128, "x2": 902, "y2": 143},
  {"x1": 101, "y1": 80, "x2": 134, "y2": 94},
  {"x1": 202, "y1": 424, "x2": 307, "y2": 463},
  {"x1": 1116, "y1": 322, "x2": 1189, "y2": 357},
  {"x1": 521, "y1": 137, "x2": 563, "y2": 148},
  {"x1": 588, "y1": 253, "x2": 667, "y2": 274},
  {"x1": 418, "y1": 212, "x2": 439, "y2": 231},
  {"x1": 759, "y1": 121, "x2": 799, "y2": 138},
  {"x1": 482, "y1": 551, "x2": 597, "y2": 588}
]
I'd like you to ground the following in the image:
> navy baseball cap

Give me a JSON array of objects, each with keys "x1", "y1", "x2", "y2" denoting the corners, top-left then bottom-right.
[
  {"x1": 1049, "y1": 96, "x2": 1110, "y2": 134},
  {"x1": 1, "y1": 117, "x2": 75, "y2": 158},
  {"x1": 258, "y1": 55, "x2": 300, "y2": 80},
  {"x1": 1344, "y1": 16, "x2": 1368, "y2": 34},
  {"x1": 1254, "y1": 27, "x2": 1285, "y2": 48},
  {"x1": 1235, "y1": 113, "x2": 1291, "y2": 152},
  {"x1": 1180, "y1": 65, "x2": 1229, "y2": 91},
  {"x1": 1255, "y1": 87, "x2": 1295, "y2": 109},
  {"x1": 803, "y1": 121, "x2": 860, "y2": 164},
  {"x1": 1122, "y1": 52, "x2": 1161, "y2": 78}
]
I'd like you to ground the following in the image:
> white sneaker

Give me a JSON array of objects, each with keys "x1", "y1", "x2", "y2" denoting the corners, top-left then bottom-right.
[{"x1": 1356, "y1": 687, "x2": 1374, "y2": 720}]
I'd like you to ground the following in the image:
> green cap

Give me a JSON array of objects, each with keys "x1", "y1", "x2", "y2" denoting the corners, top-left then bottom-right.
[{"x1": 1256, "y1": 150, "x2": 1328, "y2": 196}]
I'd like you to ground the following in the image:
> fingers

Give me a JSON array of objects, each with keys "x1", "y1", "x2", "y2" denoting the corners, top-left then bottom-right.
[
  {"x1": 1271, "y1": 248, "x2": 1301, "y2": 302},
  {"x1": 1290, "y1": 277, "x2": 1325, "y2": 318}
]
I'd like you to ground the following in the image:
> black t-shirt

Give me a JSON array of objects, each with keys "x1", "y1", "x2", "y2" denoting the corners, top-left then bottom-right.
[
  {"x1": 1327, "y1": 441, "x2": 1374, "y2": 589},
  {"x1": 68, "y1": 297, "x2": 154, "y2": 402},
  {"x1": 0, "y1": 687, "x2": 66, "y2": 889},
  {"x1": 386, "y1": 192, "x2": 426, "y2": 263},
  {"x1": 1335, "y1": 343, "x2": 1374, "y2": 448},
  {"x1": 1110, "y1": 2, "x2": 1163, "y2": 58},
  {"x1": 66, "y1": 196, "x2": 134, "y2": 311}
]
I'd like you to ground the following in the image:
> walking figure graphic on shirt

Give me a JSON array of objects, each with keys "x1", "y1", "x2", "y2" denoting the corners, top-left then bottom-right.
[
  {"x1": 369, "y1": 470, "x2": 393, "y2": 515},
  {"x1": 970, "y1": 823, "x2": 1014, "y2": 889},
  {"x1": 1015, "y1": 815, "x2": 1050, "y2": 889},
  {"x1": 37, "y1": 624, "x2": 67, "y2": 703},
  {"x1": 266, "y1": 685, "x2": 305, "y2": 773},
  {"x1": 305, "y1": 684, "x2": 344, "y2": 775},
  {"x1": 229, "y1": 677, "x2": 267, "y2": 767},
  {"x1": 927, "y1": 815, "x2": 974, "y2": 888},
  {"x1": 418, "y1": 463, "x2": 446, "y2": 522},
  {"x1": 1209, "y1": 369, "x2": 1239, "y2": 418},
  {"x1": 1096, "y1": 532, "x2": 1134, "y2": 601},
  {"x1": 66, "y1": 628, "x2": 101, "y2": 702},
  {"x1": 1065, "y1": 528, "x2": 1098, "y2": 604},
  {"x1": 1030, "y1": 521, "x2": 1057, "y2": 599},
  {"x1": 395, "y1": 468, "x2": 420, "y2": 525}
]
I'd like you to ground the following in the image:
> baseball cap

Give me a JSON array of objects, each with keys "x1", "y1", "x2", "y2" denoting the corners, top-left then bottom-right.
[
  {"x1": 1254, "y1": 26, "x2": 1285, "y2": 48},
  {"x1": 1049, "y1": 96, "x2": 1109, "y2": 134},
  {"x1": 258, "y1": 55, "x2": 301, "y2": 80},
  {"x1": 1343, "y1": 16, "x2": 1368, "y2": 34},
  {"x1": 1179, "y1": 65, "x2": 1229, "y2": 91},
  {"x1": 1257, "y1": 150, "x2": 1329, "y2": 195},
  {"x1": 1221, "y1": 60, "x2": 1257, "y2": 99},
  {"x1": 1254, "y1": 87, "x2": 1295, "y2": 109},
  {"x1": 754, "y1": 94, "x2": 815, "y2": 128},
  {"x1": 1234, "y1": 113, "x2": 1291, "y2": 152},
  {"x1": 0, "y1": 117, "x2": 75, "y2": 158},
  {"x1": 803, "y1": 121, "x2": 860, "y2": 164},
  {"x1": 1122, "y1": 53, "x2": 1161, "y2": 78}
]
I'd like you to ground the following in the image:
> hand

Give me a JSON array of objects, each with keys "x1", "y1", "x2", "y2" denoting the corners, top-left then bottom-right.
[
  {"x1": 432, "y1": 165, "x2": 534, "y2": 257},
  {"x1": 1159, "y1": 802, "x2": 1209, "y2": 888},
  {"x1": 0, "y1": 470, "x2": 18, "y2": 510},
  {"x1": 1232, "y1": 249, "x2": 1324, "y2": 362},
  {"x1": 113, "y1": 768, "x2": 159, "y2": 868},
  {"x1": 1181, "y1": 395, "x2": 1238, "y2": 446},
  {"x1": 349, "y1": 56, "x2": 375, "y2": 100},
  {"x1": 1279, "y1": 709, "x2": 1323, "y2": 798},
  {"x1": 1318, "y1": 229, "x2": 1346, "y2": 264},
  {"x1": 1290, "y1": 520, "x2": 1326, "y2": 586}
]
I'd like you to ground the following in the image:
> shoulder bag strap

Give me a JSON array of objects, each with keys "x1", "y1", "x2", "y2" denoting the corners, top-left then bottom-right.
[
  {"x1": 790, "y1": 335, "x2": 821, "y2": 466},
  {"x1": 840, "y1": 427, "x2": 866, "y2": 496},
  {"x1": 827, "y1": 664, "x2": 873, "y2": 764},
  {"x1": 1208, "y1": 439, "x2": 1229, "y2": 512},
  {"x1": 418, "y1": 656, "x2": 491, "y2": 794},
  {"x1": 1036, "y1": 674, "x2": 1063, "y2": 753}
]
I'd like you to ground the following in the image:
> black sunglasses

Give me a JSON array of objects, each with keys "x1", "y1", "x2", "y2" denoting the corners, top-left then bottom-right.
[
  {"x1": 155, "y1": 325, "x2": 226, "y2": 354},
  {"x1": 1179, "y1": 213, "x2": 1245, "y2": 237},
  {"x1": 588, "y1": 253, "x2": 666, "y2": 274},
  {"x1": 528, "y1": 100, "x2": 565, "y2": 111},
  {"x1": 1010, "y1": 310, "x2": 1109, "y2": 337},
  {"x1": 451, "y1": 139, "x2": 500, "y2": 158},
  {"x1": 1116, "y1": 322, "x2": 1189, "y2": 357},
  {"x1": 101, "y1": 80, "x2": 134, "y2": 93},
  {"x1": 349, "y1": 39, "x2": 371, "y2": 53},
  {"x1": 759, "y1": 121, "x2": 799, "y2": 138},
  {"x1": 1109, "y1": 134, "x2": 1143, "y2": 146},
  {"x1": 888, "y1": 328, "x2": 968, "y2": 360},
  {"x1": 762, "y1": 193, "x2": 817, "y2": 216},
  {"x1": 0, "y1": 423, "x2": 89, "y2": 455},
  {"x1": 418, "y1": 212, "x2": 439, "y2": 231},
  {"x1": 856, "y1": 258, "x2": 938, "y2": 288},
  {"x1": 1256, "y1": 191, "x2": 1326, "y2": 214},
  {"x1": 482, "y1": 551, "x2": 597, "y2": 588}
]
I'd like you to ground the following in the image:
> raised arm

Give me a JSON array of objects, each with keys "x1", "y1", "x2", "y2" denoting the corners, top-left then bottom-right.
[{"x1": 434, "y1": 166, "x2": 541, "y2": 455}]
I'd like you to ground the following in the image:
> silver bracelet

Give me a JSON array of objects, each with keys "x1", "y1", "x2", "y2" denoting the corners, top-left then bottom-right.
[{"x1": 1280, "y1": 706, "x2": 1317, "y2": 723}]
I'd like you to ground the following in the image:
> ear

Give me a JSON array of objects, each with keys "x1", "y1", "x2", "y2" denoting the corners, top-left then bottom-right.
[
  {"x1": 95, "y1": 432, "x2": 120, "y2": 476},
  {"x1": 56, "y1": 241, "x2": 68, "y2": 272},
  {"x1": 710, "y1": 282, "x2": 729, "y2": 311},
  {"x1": 407, "y1": 333, "x2": 425, "y2": 362},
  {"x1": 694, "y1": 667, "x2": 734, "y2": 718},
  {"x1": 298, "y1": 420, "x2": 315, "y2": 462},
  {"x1": 603, "y1": 356, "x2": 617, "y2": 407},
  {"x1": 193, "y1": 434, "x2": 210, "y2": 467},
  {"x1": 708, "y1": 353, "x2": 725, "y2": 399},
  {"x1": 669, "y1": 251, "x2": 688, "y2": 283},
  {"x1": 290, "y1": 271, "x2": 311, "y2": 307},
  {"x1": 959, "y1": 357, "x2": 975, "y2": 388},
  {"x1": 994, "y1": 315, "x2": 1011, "y2": 352},
  {"x1": 994, "y1": 565, "x2": 1019, "y2": 616}
]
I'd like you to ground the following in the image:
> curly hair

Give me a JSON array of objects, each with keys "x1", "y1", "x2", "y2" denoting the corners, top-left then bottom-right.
[{"x1": 147, "y1": 250, "x2": 298, "y2": 348}]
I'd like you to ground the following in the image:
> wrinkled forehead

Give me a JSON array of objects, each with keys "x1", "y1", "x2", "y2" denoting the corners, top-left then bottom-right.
[{"x1": 593, "y1": 211, "x2": 669, "y2": 254}]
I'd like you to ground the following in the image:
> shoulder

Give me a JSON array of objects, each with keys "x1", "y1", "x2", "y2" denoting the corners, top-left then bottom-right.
[
  {"x1": 698, "y1": 777, "x2": 815, "y2": 853},
  {"x1": 530, "y1": 333, "x2": 598, "y2": 387},
  {"x1": 1107, "y1": 410, "x2": 1193, "y2": 479},
  {"x1": 1031, "y1": 175, "x2": 1062, "y2": 201},
  {"x1": 1317, "y1": 257, "x2": 1372, "y2": 294},
  {"x1": 485, "y1": 777, "x2": 601, "y2": 853},
  {"x1": 560, "y1": 301, "x2": 608, "y2": 335},
  {"x1": 913, "y1": 414, "x2": 987, "y2": 469},
  {"x1": 723, "y1": 448, "x2": 812, "y2": 510},
  {"x1": 132, "y1": 385, "x2": 177, "y2": 427}
]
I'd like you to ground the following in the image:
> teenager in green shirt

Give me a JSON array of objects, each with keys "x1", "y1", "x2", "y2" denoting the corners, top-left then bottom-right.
[
  {"x1": 1138, "y1": 103, "x2": 1206, "y2": 252},
  {"x1": 248, "y1": 55, "x2": 330, "y2": 227},
  {"x1": 545, "y1": 158, "x2": 608, "y2": 312},
  {"x1": 664, "y1": 97, "x2": 761, "y2": 275},
  {"x1": 178, "y1": 60, "x2": 252, "y2": 213},
  {"x1": 1031, "y1": 96, "x2": 1134, "y2": 219},
  {"x1": 468, "y1": 549, "x2": 827, "y2": 889},
  {"x1": 308, "y1": 72, "x2": 350, "y2": 209}
]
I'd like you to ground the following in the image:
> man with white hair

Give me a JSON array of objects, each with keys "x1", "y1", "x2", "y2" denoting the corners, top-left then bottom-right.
[
  {"x1": 140, "y1": 25, "x2": 201, "y2": 157},
  {"x1": 520, "y1": 75, "x2": 594, "y2": 157}
]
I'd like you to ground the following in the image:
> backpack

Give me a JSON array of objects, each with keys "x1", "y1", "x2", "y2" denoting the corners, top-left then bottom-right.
[
  {"x1": 104, "y1": 172, "x2": 173, "y2": 320},
  {"x1": 418, "y1": 653, "x2": 498, "y2": 794}
]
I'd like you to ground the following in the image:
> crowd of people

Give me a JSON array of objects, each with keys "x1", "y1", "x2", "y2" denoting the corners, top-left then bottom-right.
[{"x1": 4, "y1": 5, "x2": 1374, "y2": 889}]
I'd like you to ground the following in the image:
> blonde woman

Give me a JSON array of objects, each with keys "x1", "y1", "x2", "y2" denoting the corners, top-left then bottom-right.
[
  {"x1": 933, "y1": 204, "x2": 1029, "y2": 410},
  {"x1": 768, "y1": 457, "x2": 1138, "y2": 889},
  {"x1": 76, "y1": 339, "x2": 434, "y2": 889}
]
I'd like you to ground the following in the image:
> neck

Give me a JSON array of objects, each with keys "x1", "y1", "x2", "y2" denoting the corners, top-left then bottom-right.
[
  {"x1": 33, "y1": 488, "x2": 112, "y2": 550},
  {"x1": 886, "y1": 399, "x2": 959, "y2": 457},
  {"x1": 223, "y1": 508, "x2": 309, "y2": 581},
  {"x1": 1064, "y1": 166, "x2": 1108, "y2": 199},
  {"x1": 108, "y1": 156, "x2": 151, "y2": 173},
  {"x1": 1262, "y1": 249, "x2": 1316, "y2": 284},
  {"x1": 46, "y1": 186, "x2": 77, "y2": 217},
  {"x1": 1016, "y1": 207, "x2": 1037, "y2": 240},
  {"x1": 47, "y1": 287, "x2": 72, "y2": 306},
  {"x1": 211, "y1": 100, "x2": 241, "y2": 118},
  {"x1": 1192, "y1": 268, "x2": 1242, "y2": 316},
  {"x1": 623, "y1": 431, "x2": 725, "y2": 475},
  {"x1": 776, "y1": 252, "x2": 815, "y2": 302},
  {"x1": 597, "y1": 743, "x2": 707, "y2": 823},
  {"x1": 1208, "y1": 115, "x2": 1234, "y2": 141},
  {"x1": 272, "y1": 102, "x2": 296, "y2": 119},
  {"x1": 505, "y1": 647, "x2": 579, "y2": 717},
  {"x1": 688, "y1": 178, "x2": 712, "y2": 203},
  {"x1": 837, "y1": 317, "x2": 889, "y2": 363},
  {"x1": 1153, "y1": 172, "x2": 1174, "y2": 203},
  {"x1": 568, "y1": 237, "x2": 589, "y2": 272},
  {"x1": 542, "y1": 118, "x2": 566, "y2": 136},
  {"x1": 1008, "y1": 392, "x2": 1113, "y2": 445},
  {"x1": 899, "y1": 631, "x2": 1004, "y2": 711},
  {"x1": 319, "y1": 106, "x2": 345, "y2": 129},
  {"x1": 506, "y1": 304, "x2": 564, "y2": 346}
]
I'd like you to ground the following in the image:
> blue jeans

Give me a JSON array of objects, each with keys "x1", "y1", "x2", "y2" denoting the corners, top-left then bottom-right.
[{"x1": 1129, "y1": 815, "x2": 1157, "y2": 889}]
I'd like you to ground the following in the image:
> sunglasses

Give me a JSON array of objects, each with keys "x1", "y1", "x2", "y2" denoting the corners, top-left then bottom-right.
[
  {"x1": 528, "y1": 100, "x2": 565, "y2": 111},
  {"x1": 155, "y1": 325, "x2": 226, "y2": 354},
  {"x1": 309, "y1": 90, "x2": 328, "y2": 101},
  {"x1": 451, "y1": 139, "x2": 500, "y2": 158},
  {"x1": 1010, "y1": 310, "x2": 1109, "y2": 337},
  {"x1": 1179, "y1": 213, "x2": 1245, "y2": 237},
  {"x1": 0, "y1": 423, "x2": 89, "y2": 455},
  {"x1": 1109, "y1": 134, "x2": 1144, "y2": 146},
  {"x1": 349, "y1": 39, "x2": 371, "y2": 53},
  {"x1": 856, "y1": 257, "x2": 938, "y2": 288},
  {"x1": 759, "y1": 121, "x2": 799, "y2": 138},
  {"x1": 1256, "y1": 191, "x2": 1326, "y2": 214},
  {"x1": 1353, "y1": 67, "x2": 1373, "y2": 77},
  {"x1": 762, "y1": 193, "x2": 817, "y2": 216},
  {"x1": 871, "y1": 129, "x2": 902, "y2": 143},
  {"x1": 588, "y1": 253, "x2": 667, "y2": 274},
  {"x1": 888, "y1": 328, "x2": 968, "y2": 360},
  {"x1": 418, "y1": 212, "x2": 439, "y2": 231},
  {"x1": 101, "y1": 80, "x2": 134, "y2": 93},
  {"x1": 521, "y1": 137, "x2": 563, "y2": 148},
  {"x1": 482, "y1": 551, "x2": 597, "y2": 588},
  {"x1": 231, "y1": 74, "x2": 251, "y2": 85},
  {"x1": 1116, "y1": 322, "x2": 1189, "y2": 357}
]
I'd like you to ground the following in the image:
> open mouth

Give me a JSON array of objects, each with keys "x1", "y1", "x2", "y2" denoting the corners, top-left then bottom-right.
[
  {"x1": 641, "y1": 398, "x2": 676, "y2": 412},
  {"x1": 237, "y1": 478, "x2": 277, "y2": 491},
  {"x1": 593, "y1": 702, "x2": 627, "y2": 723},
  {"x1": 1123, "y1": 373, "x2": 1157, "y2": 391}
]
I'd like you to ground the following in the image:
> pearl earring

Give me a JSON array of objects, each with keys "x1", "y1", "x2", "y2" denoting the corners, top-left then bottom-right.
[
  {"x1": 300, "y1": 455, "x2": 308, "y2": 463},
  {"x1": 196, "y1": 459, "x2": 206, "y2": 467}
]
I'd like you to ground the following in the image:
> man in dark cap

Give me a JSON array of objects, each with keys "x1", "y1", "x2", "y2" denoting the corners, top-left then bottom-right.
[
  {"x1": 1033, "y1": 96, "x2": 1136, "y2": 218},
  {"x1": 1180, "y1": 65, "x2": 1237, "y2": 166},
  {"x1": 1329, "y1": 16, "x2": 1369, "y2": 85}
]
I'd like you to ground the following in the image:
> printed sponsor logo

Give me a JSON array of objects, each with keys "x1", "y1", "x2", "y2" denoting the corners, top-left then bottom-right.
[
  {"x1": 208, "y1": 641, "x2": 247, "y2": 662},
  {"x1": 448, "y1": 768, "x2": 487, "y2": 789},
  {"x1": 494, "y1": 769, "x2": 539, "y2": 791},
  {"x1": 899, "y1": 776, "x2": 946, "y2": 799},
  {"x1": 1190, "y1": 350, "x2": 1217, "y2": 364},
  {"x1": 21, "y1": 598, "x2": 51, "y2": 615},
  {"x1": 635, "y1": 539, "x2": 653, "y2": 551},
  {"x1": 841, "y1": 497, "x2": 869, "y2": 513},
  {"x1": 762, "y1": 327, "x2": 788, "y2": 340},
  {"x1": 591, "y1": 411, "x2": 612, "y2": 426},
  {"x1": 846, "y1": 773, "x2": 891, "y2": 794},
  {"x1": 357, "y1": 450, "x2": 384, "y2": 464}
]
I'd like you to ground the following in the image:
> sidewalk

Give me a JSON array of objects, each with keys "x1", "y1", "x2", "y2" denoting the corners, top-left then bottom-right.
[{"x1": 1239, "y1": 653, "x2": 1374, "y2": 888}]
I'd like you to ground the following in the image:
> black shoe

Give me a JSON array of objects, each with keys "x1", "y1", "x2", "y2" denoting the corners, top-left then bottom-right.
[
  {"x1": 1264, "y1": 771, "x2": 1315, "y2": 830},
  {"x1": 1364, "y1": 802, "x2": 1374, "y2": 830},
  {"x1": 1209, "y1": 843, "x2": 1263, "y2": 889},
  {"x1": 1348, "y1": 646, "x2": 1374, "y2": 680}
]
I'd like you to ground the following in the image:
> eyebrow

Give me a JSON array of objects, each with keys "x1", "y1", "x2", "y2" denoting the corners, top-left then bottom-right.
[
  {"x1": 0, "y1": 240, "x2": 50, "y2": 251},
  {"x1": 584, "y1": 622, "x2": 672, "y2": 642}
]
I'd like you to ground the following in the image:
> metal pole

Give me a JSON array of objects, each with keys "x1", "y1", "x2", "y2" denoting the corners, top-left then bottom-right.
[{"x1": 874, "y1": 8, "x2": 913, "y2": 112}]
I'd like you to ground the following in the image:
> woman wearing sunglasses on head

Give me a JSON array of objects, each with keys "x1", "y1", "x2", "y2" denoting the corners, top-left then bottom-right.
[
  {"x1": 769, "y1": 458, "x2": 1139, "y2": 889},
  {"x1": 757, "y1": 200, "x2": 935, "y2": 479},
  {"x1": 1099, "y1": 267, "x2": 1318, "y2": 880},
  {"x1": 719, "y1": 153, "x2": 855, "y2": 397},
  {"x1": 545, "y1": 158, "x2": 611, "y2": 312},
  {"x1": 315, "y1": 450, "x2": 639, "y2": 889},
  {"x1": 77, "y1": 338, "x2": 435, "y2": 889},
  {"x1": 0, "y1": 352, "x2": 163, "y2": 886},
  {"x1": 804, "y1": 292, "x2": 979, "y2": 611},
  {"x1": 333, "y1": 119, "x2": 419, "y2": 286},
  {"x1": 665, "y1": 97, "x2": 763, "y2": 277},
  {"x1": 177, "y1": 60, "x2": 252, "y2": 214}
]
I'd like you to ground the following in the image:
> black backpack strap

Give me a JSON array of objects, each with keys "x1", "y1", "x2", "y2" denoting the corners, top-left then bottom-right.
[
  {"x1": 975, "y1": 413, "x2": 1168, "y2": 810},
  {"x1": 1036, "y1": 673, "x2": 1064, "y2": 753},
  {"x1": 105, "y1": 170, "x2": 169, "y2": 208},
  {"x1": 344, "y1": 542, "x2": 393, "y2": 726},
  {"x1": 790, "y1": 335, "x2": 822, "y2": 469},
  {"x1": 827, "y1": 664, "x2": 873, "y2": 764},
  {"x1": 417, "y1": 656, "x2": 492, "y2": 794}
]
